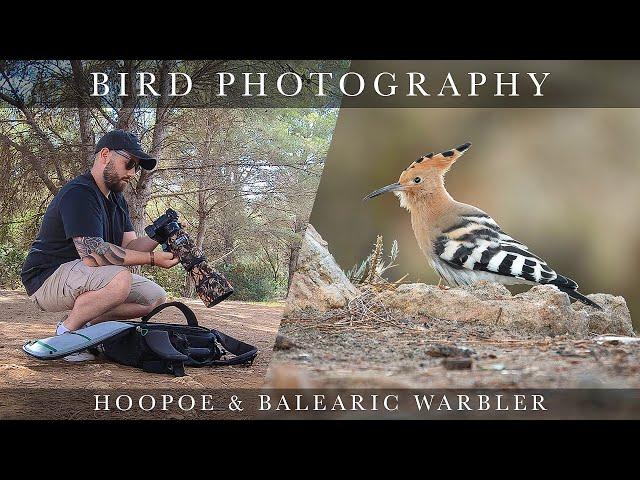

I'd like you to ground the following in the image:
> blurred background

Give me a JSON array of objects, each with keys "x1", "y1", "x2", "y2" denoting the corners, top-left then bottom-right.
[{"x1": 310, "y1": 108, "x2": 640, "y2": 329}]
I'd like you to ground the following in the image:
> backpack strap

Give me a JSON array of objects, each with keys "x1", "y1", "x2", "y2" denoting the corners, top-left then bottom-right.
[
  {"x1": 206, "y1": 330, "x2": 258, "y2": 366},
  {"x1": 142, "y1": 359, "x2": 185, "y2": 377},
  {"x1": 141, "y1": 301, "x2": 199, "y2": 327}
]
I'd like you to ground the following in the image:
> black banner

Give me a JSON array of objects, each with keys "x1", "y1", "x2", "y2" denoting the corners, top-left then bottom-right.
[
  {"x1": 4, "y1": 60, "x2": 640, "y2": 108},
  {"x1": 2, "y1": 389, "x2": 639, "y2": 420}
]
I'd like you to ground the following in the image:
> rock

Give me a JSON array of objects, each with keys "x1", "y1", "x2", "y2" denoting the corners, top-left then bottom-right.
[
  {"x1": 285, "y1": 224, "x2": 359, "y2": 314},
  {"x1": 460, "y1": 282, "x2": 512, "y2": 301},
  {"x1": 381, "y1": 281, "x2": 634, "y2": 337},
  {"x1": 265, "y1": 364, "x2": 318, "y2": 388},
  {"x1": 426, "y1": 344, "x2": 475, "y2": 358},
  {"x1": 442, "y1": 358, "x2": 473, "y2": 370},
  {"x1": 170, "y1": 376, "x2": 204, "y2": 388},
  {"x1": 273, "y1": 334, "x2": 299, "y2": 351},
  {"x1": 482, "y1": 363, "x2": 506, "y2": 371},
  {"x1": 595, "y1": 335, "x2": 640, "y2": 345},
  {"x1": 573, "y1": 294, "x2": 635, "y2": 336}
]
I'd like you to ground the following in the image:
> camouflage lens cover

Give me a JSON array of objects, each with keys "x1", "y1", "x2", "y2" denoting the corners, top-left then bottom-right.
[{"x1": 166, "y1": 230, "x2": 234, "y2": 307}]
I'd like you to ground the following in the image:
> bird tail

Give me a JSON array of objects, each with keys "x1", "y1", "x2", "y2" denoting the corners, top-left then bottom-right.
[
  {"x1": 549, "y1": 274, "x2": 602, "y2": 309},
  {"x1": 556, "y1": 286, "x2": 602, "y2": 310}
]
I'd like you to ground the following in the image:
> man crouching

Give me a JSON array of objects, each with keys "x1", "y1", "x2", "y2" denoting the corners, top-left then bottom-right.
[{"x1": 20, "y1": 130, "x2": 179, "y2": 361}]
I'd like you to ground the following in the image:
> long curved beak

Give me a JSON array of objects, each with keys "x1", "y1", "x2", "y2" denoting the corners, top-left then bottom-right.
[{"x1": 363, "y1": 182, "x2": 403, "y2": 201}]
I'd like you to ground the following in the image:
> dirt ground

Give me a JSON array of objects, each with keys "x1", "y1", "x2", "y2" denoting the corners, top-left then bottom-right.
[
  {"x1": 270, "y1": 314, "x2": 640, "y2": 389},
  {"x1": 0, "y1": 289, "x2": 283, "y2": 390}
]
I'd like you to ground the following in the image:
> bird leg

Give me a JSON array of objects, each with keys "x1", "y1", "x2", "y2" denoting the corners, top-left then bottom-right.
[{"x1": 437, "y1": 278, "x2": 450, "y2": 290}]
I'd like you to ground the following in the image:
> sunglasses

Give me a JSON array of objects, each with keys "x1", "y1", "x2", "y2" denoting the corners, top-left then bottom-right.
[{"x1": 112, "y1": 150, "x2": 141, "y2": 172}]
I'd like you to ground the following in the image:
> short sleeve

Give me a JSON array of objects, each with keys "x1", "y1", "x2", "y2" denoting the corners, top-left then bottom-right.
[{"x1": 59, "y1": 187, "x2": 104, "y2": 239}]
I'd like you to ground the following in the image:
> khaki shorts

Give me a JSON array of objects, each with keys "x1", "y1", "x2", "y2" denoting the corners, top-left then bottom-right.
[{"x1": 30, "y1": 259, "x2": 167, "y2": 312}]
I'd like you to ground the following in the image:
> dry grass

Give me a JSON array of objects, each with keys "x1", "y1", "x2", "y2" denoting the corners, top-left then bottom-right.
[{"x1": 297, "y1": 284, "x2": 409, "y2": 332}]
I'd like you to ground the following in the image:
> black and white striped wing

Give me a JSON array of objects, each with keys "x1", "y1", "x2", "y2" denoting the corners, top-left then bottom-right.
[{"x1": 433, "y1": 213, "x2": 576, "y2": 288}]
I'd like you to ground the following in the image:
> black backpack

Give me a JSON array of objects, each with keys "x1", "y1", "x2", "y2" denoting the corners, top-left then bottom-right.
[{"x1": 101, "y1": 301, "x2": 258, "y2": 377}]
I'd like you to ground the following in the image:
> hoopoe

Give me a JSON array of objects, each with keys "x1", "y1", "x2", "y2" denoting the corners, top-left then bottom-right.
[{"x1": 364, "y1": 142, "x2": 602, "y2": 310}]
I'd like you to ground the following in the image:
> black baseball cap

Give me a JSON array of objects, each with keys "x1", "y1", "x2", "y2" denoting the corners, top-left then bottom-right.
[{"x1": 94, "y1": 130, "x2": 157, "y2": 171}]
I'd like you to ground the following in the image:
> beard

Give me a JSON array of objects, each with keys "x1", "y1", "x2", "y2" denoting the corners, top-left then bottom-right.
[{"x1": 103, "y1": 160, "x2": 127, "y2": 193}]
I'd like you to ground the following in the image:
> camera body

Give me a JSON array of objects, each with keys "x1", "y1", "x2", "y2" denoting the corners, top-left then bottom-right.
[
  {"x1": 145, "y1": 209, "x2": 234, "y2": 307},
  {"x1": 145, "y1": 208, "x2": 180, "y2": 247}
]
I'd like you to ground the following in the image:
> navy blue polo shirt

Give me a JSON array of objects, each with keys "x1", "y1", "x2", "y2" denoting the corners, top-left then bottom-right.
[{"x1": 21, "y1": 171, "x2": 134, "y2": 296}]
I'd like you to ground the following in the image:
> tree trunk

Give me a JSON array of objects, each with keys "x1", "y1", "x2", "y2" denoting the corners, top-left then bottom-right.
[
  {"x1": 0, "y1": 92, "x2": 66, "y2": 186},
  {"x1": 125, "y1": 61, "x2": 173, "y2": 236},
  {"x1": 0, "y1": 134, "x2": 59, "y2": 195},
  {"x1": 115, "y1": 60, "x2": 137, "y2": 131},
  {"x1": 70, "y1": 60, "x2": 95, "y2": 170},
  {"x1": 287, "y1": 215, "x2": 306, "y2": 291}
]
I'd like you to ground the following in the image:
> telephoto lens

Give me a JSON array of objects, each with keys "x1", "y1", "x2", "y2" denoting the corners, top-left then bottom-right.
[{"x1": 146, "y1": 209, "x2": 234, "y2": 307}]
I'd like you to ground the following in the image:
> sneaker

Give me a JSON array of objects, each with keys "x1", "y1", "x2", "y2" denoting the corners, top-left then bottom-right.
[
  {"x1": 55, "y1": 315, "x2": 96, "y2": 362},
  {"x1": 55, "y1": 315, "x2": 92, "y2": 336},
  {"x1": 55, "y1": 315, "x2": 69, "y2": 336},
  {"x1": 63, "y1": 350, "x2": 96, "y2": 362}
]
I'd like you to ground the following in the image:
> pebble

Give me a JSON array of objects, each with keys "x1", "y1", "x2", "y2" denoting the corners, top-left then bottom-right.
[
  {"x1": 442, "y1": 358, "x2": 473, "y2": 370},
  {"x1": 427, "y1": 344, "x2": 475, "y2": 358}
]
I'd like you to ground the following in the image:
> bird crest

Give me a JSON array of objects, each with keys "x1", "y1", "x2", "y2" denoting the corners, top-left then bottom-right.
[{"x1": 403, "y1": 142, "x2": 472, "y2": 175}]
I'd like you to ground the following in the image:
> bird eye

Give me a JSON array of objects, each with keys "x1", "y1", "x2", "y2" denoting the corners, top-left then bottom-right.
[{"x1": 414, "y1": 177, "x2": 422, "y2": 183}]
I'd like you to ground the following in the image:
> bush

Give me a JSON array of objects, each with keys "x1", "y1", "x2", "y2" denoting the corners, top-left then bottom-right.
[
  {"x1": 140, "y1": 264, "x2": 188, "y2": 299},
  {"x1": 217, "y1": 261, "x2": 283, "y2": 302},
  {"x1": 143, "y1": 260, "x2": 285, "y2": 302},
  {"x1": 0, "y1": 244, "x2": 28, "y2": 289}
]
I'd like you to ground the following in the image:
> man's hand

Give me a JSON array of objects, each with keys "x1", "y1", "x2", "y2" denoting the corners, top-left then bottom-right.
[{"x1": 153, "y1": 251, "x2": 180, "y2": 269}]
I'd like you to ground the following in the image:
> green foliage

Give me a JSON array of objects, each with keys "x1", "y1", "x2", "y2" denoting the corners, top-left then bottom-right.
[
  {"x1": 140, "y1": 264, "x2": 188, "y2": 299},
  {"x1": 0, "y1": 244, "x2": 27, "y2": 289},
  {"x1": 142, "y1": 260, "x2": 287, "y2": 302},
  {"x1": 217, "y1": 261, "x2": 284, "y2": 302}
]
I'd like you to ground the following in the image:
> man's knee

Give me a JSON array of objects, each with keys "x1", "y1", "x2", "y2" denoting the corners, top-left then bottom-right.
[
  {"x1": 138, "y1": 294, "x2": 166, "y2": 316},
  {"x1": 151, "y1": 295, "x2": 166, "y2": 307},
  {"x1": 107, "y1": 269, "x2": 132, "y2": 300},
  {"x1": 128, "y1": 274, "x2": 167, "y2": 307},
  {"x1": 141, "y1": 282, "x2": 166, "y2": 307}
]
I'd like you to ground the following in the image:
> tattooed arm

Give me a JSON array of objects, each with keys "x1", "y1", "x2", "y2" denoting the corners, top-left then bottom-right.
[{"x1": 73, "y1": 237, "x2": 179, "y2": 268}]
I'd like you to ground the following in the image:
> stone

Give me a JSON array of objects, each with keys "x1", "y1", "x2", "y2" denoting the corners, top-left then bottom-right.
[
  {"x1": 273, "y1": 334, "x2": 300, "y2": 351},
  {"x1": 264, "y1": 364, "x2": 318, "y2": 389},
  {"x1": 285, "y1": 224, "x2": 359, "y2": 315},
  {"x1": 573, "y1": 294, "x2": 635, "y2": 336},
  {"x1": 381, "y1": 281, "x2": 634, "y2": 337},
  {"x1": 595, "y1": 335, "x2": 640, "y2": 345},
  {"x1": 442, "y1": 358, "x2": 473, "y2": 370},
  {"x1": 426, "y1": 344, "x2": 475, "y2": 358}
]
